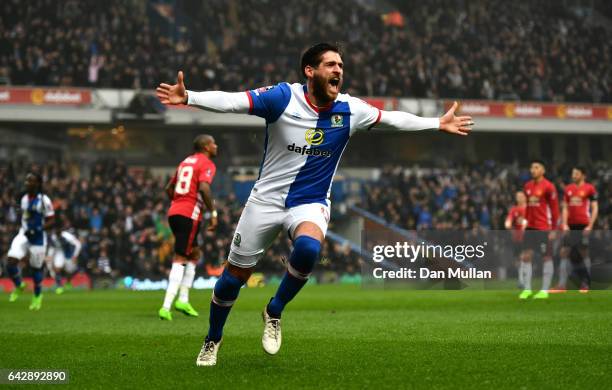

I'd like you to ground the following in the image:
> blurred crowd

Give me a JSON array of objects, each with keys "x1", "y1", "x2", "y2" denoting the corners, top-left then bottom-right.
[
  {"x1": 0, "y1": 0, "x2": 610, "y2": 102},
  {"x1": 0, "y1": 159, "x2": 362, "y2": 280},
  {"x1": 360, "y1": 161, "x2": 611, "y2": 231}
]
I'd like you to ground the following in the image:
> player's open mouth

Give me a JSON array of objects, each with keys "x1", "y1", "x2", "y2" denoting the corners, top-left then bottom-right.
[{"x1": 329, "y1": 78, "x2": 340, "y2": 89}]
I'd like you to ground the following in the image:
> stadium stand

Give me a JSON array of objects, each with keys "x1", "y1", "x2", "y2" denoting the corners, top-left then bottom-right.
[{"x1": 1, "y1": 0, "x2": 610, "y2": 102}]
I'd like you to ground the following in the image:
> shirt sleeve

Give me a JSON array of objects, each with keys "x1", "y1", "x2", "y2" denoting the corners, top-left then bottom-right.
[
  {"x1": 186, "y1": 90, "x2": 251, "y2": 113},
  {"x1": 43, "y1": 195, "x2": 55, "y2": 217},
  {"x1": 198, "y1": 162, "x2": 216, "y2": 185},
  {"x1": 350, "y1": 95, "x2": 439, "y2": 132},
  {"x1": 246, "y1": 83, "x2": 292, "y2": 123},
  {"x1": 589, "y1": 185, "x2": 598, "y2": 201},
  {"x1": 376, "y1": 110, "x2": 440, "y2": 132},
  {"x1": 349, "y1": 97, "x2": 382, "y2": 133}
]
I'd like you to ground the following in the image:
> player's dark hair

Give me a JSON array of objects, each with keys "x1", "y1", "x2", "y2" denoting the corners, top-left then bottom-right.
[
  {"x1": 301, "y1": 43, "x2": 342, "y2": 78},
  {"x1": 28, "y1": 172, "x2": 43, "y2": 193},
  {"x1": 530, "y1": 159, "x2": 546, "y2": 168},
  {"x1": 193, "y1": 134, "x2": 212, "y2": 152},
  {"x1": 573, "y1": 165, "x2": 587, "y2": 176}
]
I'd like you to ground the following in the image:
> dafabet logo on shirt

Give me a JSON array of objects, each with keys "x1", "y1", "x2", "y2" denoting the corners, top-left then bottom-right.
[
  {"x1": 287, "y1": 128, "x2": 332, "y2": 158},
  {"x1": 305, "y1": 128, "x2": 324, "y2": 145}
]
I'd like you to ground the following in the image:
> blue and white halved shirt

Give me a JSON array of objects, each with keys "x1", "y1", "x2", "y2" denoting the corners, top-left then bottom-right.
[{"x1": 246, "y1": 83, "x2": 381, "y2": 208}]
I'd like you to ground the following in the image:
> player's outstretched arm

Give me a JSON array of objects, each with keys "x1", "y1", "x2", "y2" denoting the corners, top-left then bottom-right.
[
  {"x1": 375, "y1": 101, "x2": 473, "y2": 135},
  {"x1": 156, "y1": 71, "x2": 250, "y2": 113}
]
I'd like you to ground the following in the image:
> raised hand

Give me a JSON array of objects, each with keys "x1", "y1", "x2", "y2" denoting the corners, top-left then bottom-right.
[
  {"x1": 156, "y1": 71, "x2": 187, "y2": 105},
  {"x1": 439, "y1": 101, "x2": 473, "y2": 136}
]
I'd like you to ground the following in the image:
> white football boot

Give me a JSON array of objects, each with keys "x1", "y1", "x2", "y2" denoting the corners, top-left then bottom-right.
[
  {"x1": 262, "y1": 308, "x2": 282, "y2": 355},
  {"x1": 196, "y1": 338, "x2": 222, "y2": 366}
]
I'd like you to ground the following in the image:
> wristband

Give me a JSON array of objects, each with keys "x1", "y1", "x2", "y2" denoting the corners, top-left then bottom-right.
[{"x1": 211, "y1": 210, "x2": 218, "y2": 218}]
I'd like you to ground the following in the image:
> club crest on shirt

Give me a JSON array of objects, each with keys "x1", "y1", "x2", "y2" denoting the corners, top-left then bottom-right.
[{"x1": 331, "y1": 114, "x2": 344, "y2": 127}]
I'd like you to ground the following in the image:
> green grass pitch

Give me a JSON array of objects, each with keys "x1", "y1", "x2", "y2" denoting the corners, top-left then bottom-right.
[{"x1": 1, "y1": 285, "x2": 611, "y2": 389}]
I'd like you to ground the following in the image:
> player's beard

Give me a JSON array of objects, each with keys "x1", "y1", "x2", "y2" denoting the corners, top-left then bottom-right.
[{"x1": 311, "y1": 73, "x2": 341, "y2": 105}]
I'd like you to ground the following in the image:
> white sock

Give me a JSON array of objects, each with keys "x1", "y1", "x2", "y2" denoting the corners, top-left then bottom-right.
[
  {"x1": 520, "y1": 262, "x2": 532, "y2": 290},
  {"x1": 178, "y1": 262, "x2": 196, "y2": 303},
  {"x1": 558, "y1": 258, "x2": 570, "y2": 288},
  {"x1": 162, "y1": 263, "x2": 185, "y2": 310},
  {"x1": 542, "y1": 261, "x2": 554, "y2": 291}
]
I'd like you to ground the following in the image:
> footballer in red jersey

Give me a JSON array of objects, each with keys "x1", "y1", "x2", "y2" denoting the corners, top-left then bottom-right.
[
  {"x1": 562, "y1": 167, "x2": 598, "y2": 230},
  {"x1": 524, "y1": 169, "x2": 559, "y2": 231},
  {"x1": 518, "y1": 160, "x2": 560, "y2": 300},
  {"x1": 158, "y1": 134, "x2": 218, "y2": 321},
  {"x1": 554, "y1": 166, "x2": 598, "y2": 292},
  {"x1": 505, "y1": 191, "x2": 527, "y2": 243}
]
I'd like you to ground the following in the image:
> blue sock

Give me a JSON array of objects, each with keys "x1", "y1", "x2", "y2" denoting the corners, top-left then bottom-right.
[
  {"x1": 55, "y1": 273, "x2": 63, "y2": 287},
  {"x1": 32, "y1": 268, "x2": 44, "y2": 297},
  {"x1": 207, "y1": 269, "x2": 245, "y2": 342},
  {"x1": 267, "y1": 236, "x2": 320, "y2": 318},
  {"x1": 7, "y1": 265, "x2": 22, "y2": 287}
]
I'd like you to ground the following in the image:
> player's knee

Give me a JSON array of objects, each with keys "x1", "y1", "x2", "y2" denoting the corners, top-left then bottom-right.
[
  {"x1": 188, "y1": 247, "x2": 202, "y2": 261},
  {"x1": 226, "y1": 263, "x2": 254, "y2": 284},
  {"x1": 289, "y1": 235, "x2": 321, "y2": 275},
  {"x1": 7, "y1": 257, "x2": 19, "y2": 266},
  {"x1": 174, "y1": 253, "x2": 188, "y2": 263},
  {"x1": 293, "y1": 222, "x2": 324, "y2": 242}
]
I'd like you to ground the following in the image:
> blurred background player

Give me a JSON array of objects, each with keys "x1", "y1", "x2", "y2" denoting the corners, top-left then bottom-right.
[
  {"x1": 519, "y1": 160, "x2": 559, "y2": 300},
  {"x1": 46, "y1": 220, "x2": 82, "y2": 295},
  {"x1": 158, "y1": 134, "x2": 218, "y2": 321},
  {"x1": 504, "y1": 191, "x2": 527, "y2": 286},
  {"x1": 552, "y1": 166, "x2": 598, "y2": 293},
  {"x1": 6, "y1": 173, "x2": 55, "y2": 310}
]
